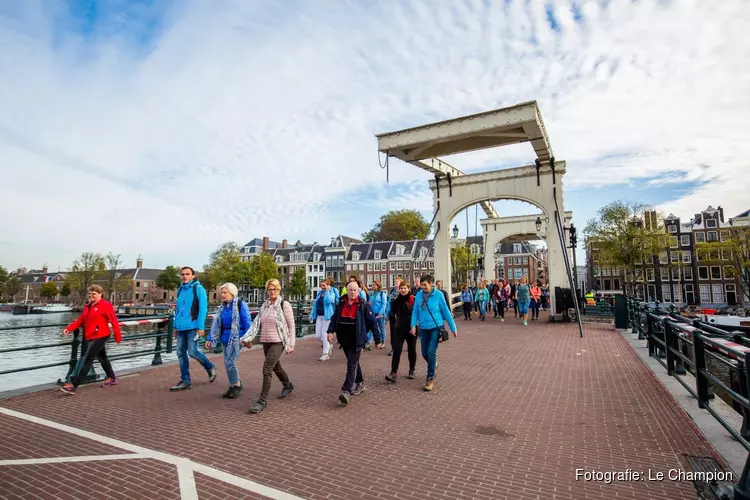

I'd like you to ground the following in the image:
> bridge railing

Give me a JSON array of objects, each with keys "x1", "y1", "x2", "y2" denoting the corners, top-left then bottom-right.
[
  {"x1": 0, "y1": 303, "x2": 314, "y2": 388},
  {"x1": 626, "y1": 296, "x2": 750, "y2": 500}
]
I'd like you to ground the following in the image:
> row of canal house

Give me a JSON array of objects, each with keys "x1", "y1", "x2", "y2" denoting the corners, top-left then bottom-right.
[{"x1": 586, "y1": 205, "x2": 749, "y2": 306}]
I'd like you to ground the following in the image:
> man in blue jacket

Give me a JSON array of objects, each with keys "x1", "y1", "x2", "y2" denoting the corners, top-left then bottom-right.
[
  {"x1": 327, "y1": 281, "x2": 379, "y2": 405},
  {"x1": 169, "y1": 267, "x2": 216, "y2": 391},
  {"x1": 411, "y1": 274, "x2": 458, "y2": 392}
]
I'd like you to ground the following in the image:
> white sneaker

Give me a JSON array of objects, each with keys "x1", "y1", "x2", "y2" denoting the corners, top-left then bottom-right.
[
  {"x1": 319, "y1": 354, "x2": 330, "y2": 361},
  {"x1": 501, "y1": 318, "x2": 504, "y2": 322}
]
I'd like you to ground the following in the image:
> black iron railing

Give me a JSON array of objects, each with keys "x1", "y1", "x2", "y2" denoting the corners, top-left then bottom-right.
[{"x1": 626, "y1": 296, "x2": 750, "y2": 500}]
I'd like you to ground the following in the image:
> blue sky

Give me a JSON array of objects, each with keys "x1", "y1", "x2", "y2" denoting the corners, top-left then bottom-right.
[{"x1": 1, "y1": 0, "x2": 749, "y2": 272}]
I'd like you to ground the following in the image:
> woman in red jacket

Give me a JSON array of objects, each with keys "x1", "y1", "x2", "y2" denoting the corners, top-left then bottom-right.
[{"x1": 60, "y1": 285, "x2": 122, "y2": 395}]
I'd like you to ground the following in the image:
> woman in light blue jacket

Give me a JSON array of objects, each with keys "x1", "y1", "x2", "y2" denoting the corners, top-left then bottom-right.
[
  {"x1": 368, "y1": 280, "x2": 388, "y2": 349},
  {"x1": 410, "y1": 275, "x2": 458, "y2": 392},
  {"x1": 309, "y1": 279, "x2": 339, "y2": 361},
  {"x1": 474, "y1": 282, "x2": 490, "y2": 321}
]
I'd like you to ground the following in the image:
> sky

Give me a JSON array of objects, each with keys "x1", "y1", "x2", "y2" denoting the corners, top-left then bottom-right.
[{"x1": 1, "y1": 0, "x2": 749, "y2": 273}]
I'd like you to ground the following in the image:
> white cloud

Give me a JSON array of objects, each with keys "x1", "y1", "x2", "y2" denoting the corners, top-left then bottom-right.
[{"x1": 1, "y1": 0, "x2": 749, "y2": 271}]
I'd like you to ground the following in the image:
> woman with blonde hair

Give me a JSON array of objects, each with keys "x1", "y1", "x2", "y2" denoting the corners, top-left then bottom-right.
[
  {"x1": 515, "y1": 275, "x2": 531, "y2": 326},
  {"x1": 206, "y1": 283, "x2": 252, "y2": 399},
  {"x1": 240, "y1": 279, "x2": 296, "y2": 414}
]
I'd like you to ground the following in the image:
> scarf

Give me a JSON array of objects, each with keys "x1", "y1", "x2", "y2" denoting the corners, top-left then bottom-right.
[
  {"x1": 240, "y1": 297, "x2": 291, "y2": 353},
  {"x1": 209, "y1": 298, "x2": 243, "y2": 362}
]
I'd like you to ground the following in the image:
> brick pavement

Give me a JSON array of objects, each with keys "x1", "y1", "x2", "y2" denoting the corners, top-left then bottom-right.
[{"x1": 0, "y1": 313, "x2": 731, "y2": 499}]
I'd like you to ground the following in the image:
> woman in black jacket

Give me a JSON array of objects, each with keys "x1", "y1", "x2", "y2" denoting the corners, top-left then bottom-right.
[{"x1": 385, "y1": 282, "x2": 417, "y2": 382}]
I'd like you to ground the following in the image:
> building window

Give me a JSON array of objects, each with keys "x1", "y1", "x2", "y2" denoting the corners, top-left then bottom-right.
[
  {"x1": 612, "y1": 268, "x2": 620, "y2": 276},
  {"x1": 724, "y1": 266, "x2": 734, "y2": 279},
  {"x1": 352, "y1": 251, "x2": 361, "y2": 261},
  {"x1": 395, "y1": 245, "x2": 405, "y2": 255},
  {"x1": 429, "y1": 261, "x2": 434, "y2": 269},
  {"x1": 514, "y1": 268, "x2": 522, "y2": 279},
  {"x1": 669, "y1": 236, "x2": 678, "y2": 248},
  {"x1": 706, "y1": 219, "x2": 717, "y2": 228},
  {"x1": 390, "y1": 262, "x2": 395, "y2": 270},
  {"x1": 513, "y1": 243, "x2": 522, "y2": 253},
  {"x1": 646, "y1": 268, "x2": 655, "y2": 281},
  {"x1": 671, "y1": 267, "x2": 680, "y2": 281},
  {"x1": 658, "y1": 252, "x2": 668, "y2": 264},
  {"x1": 680, "y1": 235, "x2": 690, "y2": 246},
  {"x1": 662, "y1": 284, "x2": 671, "y2": 302},
  {"x1": 707, "y1": 231, "x2": 718, "y2": 242},
  {"x1": 660, "y1": 268, "x2": 669, "y2": 281},
  {"x1": 673, "y1": 285, "x2": 683, "y2": 303},
  {"x1": 668, "y1": 224, "x2": 677, "y2": 233},
  {"x1": 374, "y1": 250, "x2": 382, "y2": 260},
  {"x1": 682, "y1": 252, "x2": 691, "y2": 263},
  {"x1": 275, "y1": 256, "x2": 283, "y2": 263},
  {"x1": 522, "y1": 257, "x2": 529, "y2": 265},
  {"x1": 670, "y1": 252, "x2": 680, "y2": 263},
  {"x1": 683, "y1": 267, "x2": 693, "y2": 280},
  {"x1": 698, "y1": 267, "x2": 708, "y2": 280},
  {"x1": 603, "y1": 268, "x2": 611, "y2": 276},
  {"x1": 374, "y1": 263, "x2": 380, "y2": 271},
  {"x1": 396, "y1": 262, "x2": 403, "y2": 270},
  {"x1": 720, "y1": 230, "x2": 730, "y2": 242},
  {"x1": 421, "y1": 247, "x2": 429, "y2": 258},
  {"x1": 685, "y1": 284, "x2": 695, "y2": 303},
  {"x1": 367, "y1": 263, "x2": 373, "y2": 271},
  {"x1": 699, "y1": 284, "x2": 711, "y2": 303},
  {"x1": 710, "y1": 266, "x2": 722, "y2": 280},
  {"x1": 604, "y1": 279, "x2": 612, "y2": 290},
  {"x1": 695, "y1": 232, "x2": 705, "y2": 243},
  {"x1": 613, "y1": 278, "x2": 621, "y2": 290},
  {"x1": 712, "y1": 284, "x2": 724, "y2": 303},
  {"x1": 346, "y1": 264, "x2": 351, "y2": 271},
  {"x1": 405, "y1": 262, "x2": 411, "y2": 270}
]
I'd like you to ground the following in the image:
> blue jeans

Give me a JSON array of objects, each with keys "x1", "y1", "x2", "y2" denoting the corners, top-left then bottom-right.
[
  {"x1": 222, "y1": 342, "x2": 240, "y2": 385},
  {"x1": 176, "y1": 330, "x2": 215, "y2": 384},
  {"x1": 378, "y1": 316, "x2": 386, "y2": 344},
  {"x1": 419, "y1": 327, "x2": 440, "y2": 379},
  {"x1": 479, "y1": 300, "x2": 487, "y2": 317}
]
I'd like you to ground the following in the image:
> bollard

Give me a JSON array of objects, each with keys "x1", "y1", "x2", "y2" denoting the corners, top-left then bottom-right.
[
  {"x1": 152, "y1": 325, "x2": 164, "y2": 366},
  {"x1": 166, "y1": 314, "x2": 174, "y2": 354},
  {"x1": 60, "y1": 329, "x2": 81, "y2": 383}
]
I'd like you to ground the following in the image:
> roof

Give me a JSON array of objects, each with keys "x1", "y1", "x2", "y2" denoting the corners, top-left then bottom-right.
[
  {"x1": 495, "y1": 241, "x2": 536, "y2": 255},
  {"x1": 242, "y1": 237, "x2": 282, "y2": 249},
  {"x1": 734, "y1": 209, "x2": 750, "y2": 218},
  {"x1": 346, "y1": 243, "x2": 372, "y2": 260},
  {"x1": 388, "y1": 240, "x2": 417, "y2": 256}
]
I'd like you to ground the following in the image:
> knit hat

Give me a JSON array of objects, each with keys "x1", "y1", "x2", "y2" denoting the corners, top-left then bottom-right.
[{"x1": 221, "y1": 283, "x2": 239, "y2": 298}]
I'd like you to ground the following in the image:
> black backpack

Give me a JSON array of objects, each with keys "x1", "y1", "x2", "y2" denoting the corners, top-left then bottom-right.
[{"x1": 177, "y1": 282, "x2": 200, "y2": 321}]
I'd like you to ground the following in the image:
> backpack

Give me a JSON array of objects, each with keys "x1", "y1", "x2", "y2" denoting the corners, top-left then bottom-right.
[
  {"x1": 177, "y1": 282, "x2": 200, "y2": 321},
  {"x1": 218, "y1": 297, "x2": 244, "y2": 329}
]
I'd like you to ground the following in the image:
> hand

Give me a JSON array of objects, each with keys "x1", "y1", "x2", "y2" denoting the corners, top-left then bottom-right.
[
  {"x1": 376, "y1": 314, "x2": 383, "y2": 319},
  {"x1": 288, "y1": 347, "x2": 295, "y2": 354},
  {"x1": 197, "y1": 329, "x2": 205, "y2": 337},
  {"x1": 205, "y1": 341, "x2": 212, "y2": 349},
  {"x1": 453, "y1": 331, "x2": 458, "y2": 338},
  {"x1": 409, "y1": 328, "x2": 416, "y2": 336},
  {"x1": 327, "y1": 333, "x2": 335, "y2": 343}
]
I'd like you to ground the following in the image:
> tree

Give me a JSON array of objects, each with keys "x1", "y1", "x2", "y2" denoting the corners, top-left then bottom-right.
[
  {"x1": 695, "y1": 225, "x2": 750, "y2": 304},
  {"x1": 102, "y1": 253, "x2": 129, "y2": 303},
  {"x1": 156, "y1": 266, "x2": 182, "y2": 294},
  {"x1": 362, "y1": 209, "x2": 431, "y2": 242},
  {"x1": 40, "y1": 281, "x2": 59, "y2": 300},
  {"x1": 5, "y1": 277, "x2": 22, "y2": 301},
  {"x1": 451, "y1": 246, "x2": 479, "y2": 292},
  {"x1": 204, "y1": 242, "x2": 252, "y2": 286},
  {"x1": 67, "y1": 252, "x2": 105, "y2": 302},
  {"x1": 584, "y1": 201, "x2": 663, "y2": 294},
  {"x1": 0, "y1": 265, "x2": 8, "y2": 298},
  {"x1": 288, "y1": 268, "x2": 308, "y2": 299},
  {"x1": 294, "y1": 240, "x2": 303, "y2": 247},
  {"x1": 60, "y1": 283, "x2": 71, "y2": 299},
  {"x1": 248, "y1": 253, "x2": 280, "y2": 288}
]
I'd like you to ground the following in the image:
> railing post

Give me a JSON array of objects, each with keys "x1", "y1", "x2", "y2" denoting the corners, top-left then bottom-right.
[
  {"x1": 151, "y1": 322, "x2": 164, "y2": 366},
  {"x1": 295, "y1": 302, "x2": 303, "y2": 338},
  {"x1": 693, "y1": 332, "x2": 710, "y2": 409},
  {"x1": 59, "y1": 328, "x2": 81, "y2": 384},
  {"x1": 647, "y1": 313, "x2": 655, "y2": 357},
  {"x1": 665, "y1": 321, "x2": 675, "y2": 375},
  {"x1": 625, "y1": 297, "x2": 632, "y2": 329},
  {"x1": 166, "y1": 314, "x2": 174, "y2": 354},
  {"x1": 637, "y1": 304, "x2": 646, "y2": 340},
  {"x1": 737, "y1": 359, "x2": 750, "y2": 440},
  {"x1": 734, "y1": 352, "x2": 750, "y2": 500}
]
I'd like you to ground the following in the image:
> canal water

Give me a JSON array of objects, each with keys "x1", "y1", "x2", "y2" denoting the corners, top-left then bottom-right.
[{"x1": 0, "y1": 311, "x2": 177, "y2": 393}]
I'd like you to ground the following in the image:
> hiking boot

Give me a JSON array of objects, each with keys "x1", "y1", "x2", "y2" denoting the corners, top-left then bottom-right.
[
  {"x1": 352, "y1": 382, "x2": 365, "y2": 395},
  {"x1": 385, "y1": 373, "x2": 397, "y2": 383},
  {"x1": 60, "y1": 383, "x2": 76, "y2": 395},
  {"x1": 228, "y1": 384, "x2": 243, "y2": 399},
  {"x1": 338, "y1": 392, "x2": 350, "y2": 405},
  {"x1": 208, "y1": 368, "x2": 217, "y2": 383},
  {"x1": 248, "y1": 399, "x2": 266, "y2": 414},
  {"x1": 424, "y1": 378, "x2": 435, "y2": 392},
  {"x1": 408, "y1": 370, "x2": 415, "y2": 379},
  {"x1": 170, "y1": 381, "x2": 191, "y2": 391},
  {"x1": 278, "y1": 383, "x2": 294, "y2": 399},
  {"x1": 100, "y1": 377, "x2": 118, "y2": 387}
]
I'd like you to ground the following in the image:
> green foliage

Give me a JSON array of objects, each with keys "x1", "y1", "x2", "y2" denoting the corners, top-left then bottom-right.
[
  {"x1": 362, "y1": 209, "x2": 430, "y2": 242},
  {"x1": 0, "y1": 265, "x2": 8, "y2": 297},
  {"x1": 39, "y1": 281, "x2": 59, "y2": 300},
  {"x1": 696, "y1": 226, "x2": 750, "y2": 302},
  {"x1": 4, "y1": 277, "x2": 22, "y2": 301},
  {"x1": 156, "y1": 266, "x2": 182, "y2": 292},
  {"x1": 584, "y1": 201, "x2": 663, "y2": 291},
  {"x1": 67, "y1": 252, "x2": 105, "y2": 300},
  {"x1": 60, "y1": 284, "x2": 71, "y2": 298},
  {"x1": 102, "y1": 253, "x2": 129, "y2": 302},
  {"x1": 204, "y1": 242, "x2": 252, "y2": 286},
  {"x1": 248, "y1": 253, "x2": 280, "y2": 288},
  {"x1": 451, "y1": 246, "x2": 479, "y2": 292},
  {"x1": 288, "y1": 268, "x2": 308, "y2": 298}
]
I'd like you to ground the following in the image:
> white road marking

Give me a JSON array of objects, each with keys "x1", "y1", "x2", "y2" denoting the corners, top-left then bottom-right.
[
  {"x1": 0, "y1": 407, "x2": 303, "y2": 500},
  {"x1": 0, "y1": 454, "x2": 144, "y2": 466},
  {"x1": 177, "y1": 460, "x2": 199, "y2": 500}
]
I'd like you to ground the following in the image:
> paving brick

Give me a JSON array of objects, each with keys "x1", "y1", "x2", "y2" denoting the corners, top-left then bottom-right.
[{"x1": 0, "y1": 317, "x2": 731, "y2": 499}]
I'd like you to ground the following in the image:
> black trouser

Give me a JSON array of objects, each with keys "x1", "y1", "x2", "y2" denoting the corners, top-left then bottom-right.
[
  {"x1": 72, "y1": 338, "x2": 115, "y2": 387},
  {"x1": 498, "y1": 300, "x2": 506, "y2": 318},
  {"x1": 341, "y1": 345, "x2": 364, "y2": 393},
  {"x1": 391, "y1": 327, "x2": 417, "y2": 374},
  {"x1": 463, "y1": 302, "x2": 472, "y2": 319}
]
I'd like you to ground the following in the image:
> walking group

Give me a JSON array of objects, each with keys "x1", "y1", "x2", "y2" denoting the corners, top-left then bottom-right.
[
  {"x1": 460, "y1": 277, "x2": 546, "y2": 326},
  {"x1": 59, "y1": 267, "x2": 458, "y2": 412}
]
